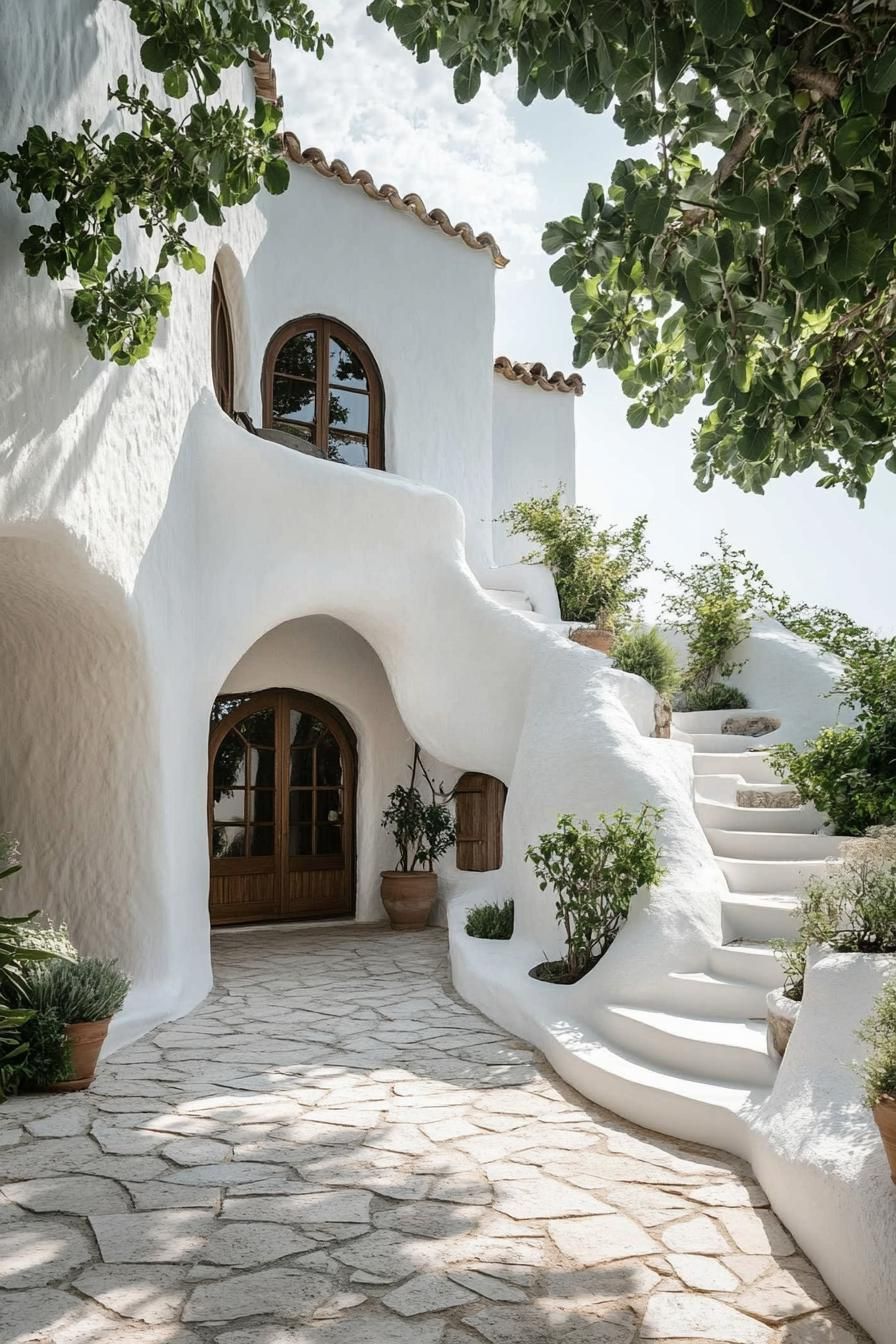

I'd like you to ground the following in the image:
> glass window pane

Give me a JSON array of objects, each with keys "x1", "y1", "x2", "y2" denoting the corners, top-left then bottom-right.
[
  {"x1": 289, "y1": 791, "x2": 314, "y2": 826},
  {"x1": 328, "y1": 432, "x2": 368, "y2": 468},
  {"x1": 249, "y1": 790, "x2": 275, "y2": 823},
  {"x1": 316, "y1": 736, "x2": 342, "y2": 787},
  {"x1": 318, "y1": 789, "x2": 342, "y2": 823},
  {"x1": 250, "y1": 747, "x2": 276, "y2": 788},
  {"x1": 273, "y1": 376, "x2": 315, "y2": 427},
  {"x1": 276, "y1": 331, "x2": 316, "y2": 381},
  {"x1": 212, "y1": 825, "x2": 246, "y2": 858},
  {"x1": 238, "y1": 709, "x2": 275, "y2": 749},
  {"x1": 289, "y1": 824, "x2": 313, "y2": 856},
  {"x1": 213, "y1": 790, "x2": 244, "y2": 825},
  {"x1": 273, "y1": 420, "x2": 315, "y2": 444},
  {"x1": 290, "y1": 748, "x2": 313, "y2": 786},
  {"x1": 329, "y1": 337, "x2": 367, "y2": 389},
  {"x1": 249, "y1": 825, "x2": 274, "y2": 857},
  {"x1": 213, "y1": 730, "x2": 246, "y2": 790},
  {"x1": 316, "y1": 823, "x2": 342, "y2": 856},
  {"x1": 289, "y1": 712, "x2": 326, "y2": 749},
  {"x1": 328, "y1": 388, "x2": 368, "y2": 435}
]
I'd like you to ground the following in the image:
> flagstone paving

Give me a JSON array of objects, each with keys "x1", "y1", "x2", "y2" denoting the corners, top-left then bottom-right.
[{"x1": 0, "y1": 926, "x2": 869, "y2": 1343}]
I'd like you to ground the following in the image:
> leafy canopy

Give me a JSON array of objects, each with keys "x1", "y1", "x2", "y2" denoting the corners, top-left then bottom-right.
[
  {"x1": 371, "y1": 1, "x2": 896, "y2": 501},
  {"x1": 0, "y1": 1, "x2": 329, "y2": 364}
]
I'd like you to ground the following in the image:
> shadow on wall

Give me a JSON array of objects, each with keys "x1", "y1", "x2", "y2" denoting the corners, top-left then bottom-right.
[{"x1": 0, "y1": 529, "x2": 162, "y2": 977}]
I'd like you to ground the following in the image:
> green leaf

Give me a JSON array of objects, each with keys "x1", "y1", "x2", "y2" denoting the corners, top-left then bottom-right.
[
  {"x1": 627, "y1": 402, "x2": 649, "y2": 429},
  {"x1": 740, "y1": 423, "x2": 773, "y2": 462},
  {"x1": 163, "y1": 67, "x2": 189, "y2": 100},
  {"x1": 828, "y1": 229, "x2": 879, "y2": 281},
  {"x1": 796, "y1": 194, "x2": 837, "y2": 238},
  {"x1": 797, "y1": 163, "x2": 829, "y2": 197},
  {"x1": 263, "y1": 158, "x2": 290, "y2": 196},
  {"x1": 633, "y1": 189, "x2": 670, "y2": 235},
  {"x1": 749, "y1": 182, "x2": 786, "y2": 228},
  {"x1": 695, "y1": 0, "x2": 745, "y2": 42},
  {"x1": 139, "y1": 37, "x2": 171, "y2": 73},
  {"x1": 868, "y1": 50, "x2": 896, "y2": 95},
  {"x1": 453, "y1": 58, "x2": 481, "y2": 103},
  {"x1": 833, "y1": 115, "x2": 879, "y2": 167}
]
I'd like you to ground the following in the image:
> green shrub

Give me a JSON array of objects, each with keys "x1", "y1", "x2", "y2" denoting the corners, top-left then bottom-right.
[
  {"x1": 465, "y1": 900, "x2": 514, "y2": 940},
  {"x1": 858, "y1": 981, "x2": 896, "y2": 1108},
  {"x1": 611, "y1": 627, "x2": 679, "y2": 697},
  {"x1": 499, "y1": 490, "x2": 649, "y2": 631},
  {"x1": 773, "y1": 829, "x2": 896, "y2": 1001},
  {"x1": 27, "y1": 957, "x2": 130, "y2": 1023},
  {"x1": 17, "y1": 1009, "x2": 72, "y2": 1089},
  {"x1": 677, "y1": 683, "x2": 749, "y2": 713},
  {"x1": 525, "y1": 806, "x2": 664, "y2": 983},
  {"x1": 660, "y1": 534, "x2": 765, "y2": 696},
  {"x1": 771, "y1": 637, "x2": 896, "y2": 835}
]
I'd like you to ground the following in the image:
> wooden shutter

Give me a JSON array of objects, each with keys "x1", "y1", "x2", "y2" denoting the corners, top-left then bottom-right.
[{"x1": 455, "y1": 773, "x2": 506, "y2": 872}]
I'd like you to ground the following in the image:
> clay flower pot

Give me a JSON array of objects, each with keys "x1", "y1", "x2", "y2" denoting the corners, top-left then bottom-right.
[
  {"x1": 873, "y1": 1097, "x2": 896, "y2": 1185},
  {"x1": 569, "y1": 626, "x2": 615, "y2": 654},
  {"x1": 48, "y1": 1018, "x2": 112, "y2": 1093},
  {"x1": 766, "y1": 988, "x2": 800, "y2": 1059},
  {"x1": 380, "y1": 871, "x2": 437, "y2": 931}
]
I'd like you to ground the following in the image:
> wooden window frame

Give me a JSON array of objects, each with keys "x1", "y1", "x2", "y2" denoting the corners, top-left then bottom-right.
[
  {"x1": 211, "y1": 262, "x2": 235, "y2": 417},
  {"x1": 261, "y1": 315, "x2": 385, "y2": 470},
  {"x1": 454, "y1": 772, "x2": 507, "y2": 872}
]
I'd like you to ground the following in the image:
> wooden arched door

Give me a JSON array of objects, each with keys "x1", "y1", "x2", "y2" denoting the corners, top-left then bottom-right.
[{"x1": 208, "y1": 690, "x2": 356, "y2": 925}]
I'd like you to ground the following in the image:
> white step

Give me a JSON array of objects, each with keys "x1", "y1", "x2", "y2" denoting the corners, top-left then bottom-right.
[
  {"x1": 709, "y1": 941, "x2": 783, "y2": 990},
  {"x1": 696, "y1": 797, "x2": 822, "y2": 835},
  {"x1": 721, "y1": 893, "x2": 801, "y2": 941},
  {"x1": 601, "y1": 1006, "x2": 777, "y2": 1088},
  {"x1": 665, "y1": 970, "x2": 770, "y2": 1019},
  {"x1": 483, "y1": 588, "x2": 533, "y2": 613},
  {"x1": 692, "y1": 754, "x2": 779, "y2": 784},
  {"x1": 705, "y1": 828, "x2": 842, "y2": 862},
  {"x1": 678, "y1": 731, "x2": 774, "y2": 753},
  {"x1": 716, "y1": 854, "x2": 833, "y2": 894}
]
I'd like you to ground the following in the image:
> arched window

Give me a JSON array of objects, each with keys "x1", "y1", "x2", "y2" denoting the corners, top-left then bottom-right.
[
  {"x1": 262, "y1": 316, "x2": 384, "y2": 469},
  {"x1": 211, "y1": 262, "x2": 235, "y2": 416}
]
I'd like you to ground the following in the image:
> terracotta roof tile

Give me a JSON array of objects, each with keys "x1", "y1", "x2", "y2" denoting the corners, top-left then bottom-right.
[
  {"x1": 493, "y1": 357, "x2": 584, "y2": 395},
  {"x1": 250, "y1": 51, "x2": 508, "y2": 268}
]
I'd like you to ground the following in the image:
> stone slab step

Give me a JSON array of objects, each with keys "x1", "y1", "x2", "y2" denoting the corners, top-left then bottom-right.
[
  {"x1": 705, "y1": 828, "x2": 842, "y2": 862},
  {"x1": 695, "y1": 797, "x2": 822, "y2": 835},
  {"x1": 716, "y1": 854, "x2": 835, "y2": 894},
  {"x1": 692, "y1": 754, "x2": 779, "y2": 784}
]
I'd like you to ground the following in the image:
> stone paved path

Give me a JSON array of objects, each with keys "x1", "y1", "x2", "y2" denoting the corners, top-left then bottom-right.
[{"x1": 0, "y1": 927, "x2": 867, "y2": 1344}]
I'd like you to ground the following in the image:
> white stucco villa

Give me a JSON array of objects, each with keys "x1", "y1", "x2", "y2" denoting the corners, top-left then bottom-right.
[{"x1": 1, "y1": 10, "x2": 893, "y2": 1341}]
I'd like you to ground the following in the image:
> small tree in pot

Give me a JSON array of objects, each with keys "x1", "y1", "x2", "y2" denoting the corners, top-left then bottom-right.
[
  {"x1": 525, "y1": 806, "x2": 664, "y2": 984},
  {"x1": 380, "y1": 748, "x2": 455, "y2": 931},
  {"x1": 858, "y1": 981, "x2": 896, "y2": 1185}
]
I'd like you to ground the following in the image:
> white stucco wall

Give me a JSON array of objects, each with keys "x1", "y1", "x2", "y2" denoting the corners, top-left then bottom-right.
[{"x1": 491, "y1": 376, "x2": 577, "y2": 566}]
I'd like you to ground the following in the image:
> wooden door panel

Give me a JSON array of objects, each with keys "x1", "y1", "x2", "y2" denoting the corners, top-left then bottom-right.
[{"x1": 209, "y1": 689, "x2": 356, "y2": 926}]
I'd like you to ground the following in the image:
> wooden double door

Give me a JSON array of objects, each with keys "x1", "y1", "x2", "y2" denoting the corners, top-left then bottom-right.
[{"x1": 208, "y1": 689, "x2": 356, "y2": 925}]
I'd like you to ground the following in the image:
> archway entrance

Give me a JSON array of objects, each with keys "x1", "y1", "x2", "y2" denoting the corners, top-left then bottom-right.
[{"x1": 208, "y1": 689, "x2": 356, "y2": 925}]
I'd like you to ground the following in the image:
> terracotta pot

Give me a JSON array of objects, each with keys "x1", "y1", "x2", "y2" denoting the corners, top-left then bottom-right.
[
  {"x1": 569, "y1": 626, "x2": 615, "y2": 654},
  {"x1": 766, "y1": 988, "x2": 800, "y2": 1059},
  {"x1": 873, "y1": 1097, "x2": 896, "y2": 1185},
  {"x1": 380, "y1": 870, "x2": 437, "y2": 931},
  {"x1": 48, "y1": 1018, "x2": 111, "y2": 1092}
]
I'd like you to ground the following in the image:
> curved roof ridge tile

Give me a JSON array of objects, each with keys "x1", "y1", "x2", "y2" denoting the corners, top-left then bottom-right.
[
  {"x1": 248, "y1": 52, "x2": 508, "y2": 268},
  {"x1": 493, "y1": 356, "x2": 585, "y2": 395}
]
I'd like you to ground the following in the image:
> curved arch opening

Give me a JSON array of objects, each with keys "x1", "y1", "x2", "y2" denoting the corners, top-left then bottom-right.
[{"x1": 261, "y1": 315, "x2": 385, "y2": 469}]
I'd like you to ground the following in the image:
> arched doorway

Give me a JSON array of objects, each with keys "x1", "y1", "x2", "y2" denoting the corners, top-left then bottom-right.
[{"x1": 208, "y1": 689, "x2": 357, "y2": 925}]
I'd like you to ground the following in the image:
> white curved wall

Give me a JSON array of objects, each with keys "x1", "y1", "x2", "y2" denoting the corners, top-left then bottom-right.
[{"x1": 491, "y1": 376, "x2": 577, "y2": 566}]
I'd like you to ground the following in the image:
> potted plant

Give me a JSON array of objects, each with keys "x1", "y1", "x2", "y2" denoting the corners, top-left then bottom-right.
[
  {"x1": 525, "y1": 805, "x2": 664, "y2": 984},
  {"x1": 769, "y1": 828, "x2": 896, "y2": 1058},
  {"x1": 18, "y1": 953, "x2": 130, "y2": 1092},
  {"x1": 858, "y1": 980, "x2": 896, "y2": 1184},
  {"x1": 380, "y1": 748, "x2": 455, "y2": 931},
  {"x1": 498, "y1": 491, "x2": 649, "y2": 653}
]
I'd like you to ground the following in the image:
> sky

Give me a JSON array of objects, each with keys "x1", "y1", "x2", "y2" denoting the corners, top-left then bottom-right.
[{"x1": 273, "y1": 1, "x2": 895, "y2": 633}]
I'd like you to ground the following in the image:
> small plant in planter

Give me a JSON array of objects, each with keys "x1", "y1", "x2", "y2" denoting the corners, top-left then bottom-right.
[
  {"x1": 380, "y1": 747, "x2": 455, "y2": 932},
  {"x1": 499, "y1": 490, "x2": 649, "y2": 652},
  {"x1": 525, "y1": 806, "x2": 664, "y2": 984},
  {"x1": 769, "y1": 828, "x2": 896, "y2": 1057},
  {"x1": 857, "y1": 980, "x2": 896, "y2": 1184},
  {"x1": 465, "y1": 900, "x2": 514, "y2": 940},
  {"x1": 17, "y1": 948, "x2": 130, "y2": 1092}
]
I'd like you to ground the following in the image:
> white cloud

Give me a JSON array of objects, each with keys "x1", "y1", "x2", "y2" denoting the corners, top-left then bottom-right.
[{"x1": 272, "y1": 0, "x2": 544, "y2": 258}]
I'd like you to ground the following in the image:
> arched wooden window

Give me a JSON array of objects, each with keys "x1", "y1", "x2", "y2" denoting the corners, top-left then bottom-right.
[
  {"x1": 210, "y1": 262, "x2": 235, "y2": 417},
  {"x1": 262, "y1": 316, "x2": 384, "y2": 469},
  {"x1": 455, "y1": 773, "x2": 507, "y2": 872}
]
